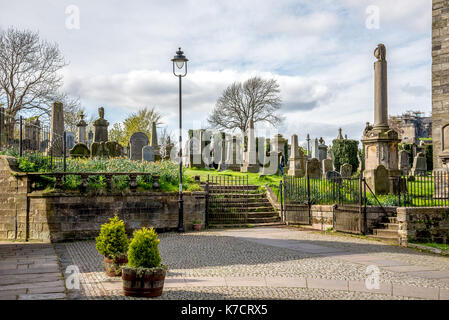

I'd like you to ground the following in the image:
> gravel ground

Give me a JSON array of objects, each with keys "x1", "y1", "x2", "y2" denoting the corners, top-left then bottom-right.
[{"x1": 55, "y1": 227, "x2": 449, "y2": 300}]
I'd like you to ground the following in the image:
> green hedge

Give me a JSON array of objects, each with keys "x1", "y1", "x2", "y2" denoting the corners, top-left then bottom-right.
[{"x1": 331, "y1": 139, "x2": 359, "y2": 173}]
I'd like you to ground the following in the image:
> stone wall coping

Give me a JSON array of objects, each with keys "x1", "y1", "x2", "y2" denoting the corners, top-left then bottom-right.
[{"x1": 28, "y1": 190, "x2": 207, "y2": 198}]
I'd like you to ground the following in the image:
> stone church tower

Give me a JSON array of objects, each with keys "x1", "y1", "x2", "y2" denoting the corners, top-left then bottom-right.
[{"x1": 432, "y1": 0, "x2": 449, "y2": 169}]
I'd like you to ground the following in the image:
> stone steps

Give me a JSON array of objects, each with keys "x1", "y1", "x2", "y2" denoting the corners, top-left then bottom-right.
[
  {"x1": 368, "y1": 216, "x2": 399, "y2": 244},
  {"x1": 208, "y1": 221, "x2": 284, "y2": 229}
]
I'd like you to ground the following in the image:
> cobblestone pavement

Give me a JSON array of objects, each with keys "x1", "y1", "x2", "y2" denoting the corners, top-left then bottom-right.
[
  {"x1": 55, "y1": 226, "x2": 449, "y2": 300},
  {"x1": 0, "y1": 242, "x2": 66, "y2": 300}
]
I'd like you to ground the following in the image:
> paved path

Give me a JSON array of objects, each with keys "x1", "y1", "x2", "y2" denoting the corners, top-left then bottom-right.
[
  {"x1": 0, "y1": 242, "x2": 66, "y2": 300},
  {"x1": 56, "y1": 226, "x2": 449, "y2": 300}
]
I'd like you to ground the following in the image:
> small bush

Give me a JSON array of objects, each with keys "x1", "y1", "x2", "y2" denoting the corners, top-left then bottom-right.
[
  {"x1": 95, "y1": 215, "x2": 129, "y2": 258},
  {"x1": 128, "y1": 227, "x2": 162, "y2": 269}
]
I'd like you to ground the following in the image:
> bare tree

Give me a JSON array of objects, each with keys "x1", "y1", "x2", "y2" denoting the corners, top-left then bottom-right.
[
  {"x1": 207, "y1": 76, "x2": 284, "y2": 133},
  {"x1": 0, "y1": 28, "x2": 68, "y2": 133}
]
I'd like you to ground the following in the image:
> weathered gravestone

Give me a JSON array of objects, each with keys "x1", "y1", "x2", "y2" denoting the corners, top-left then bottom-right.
[
  {"x1": 399, "y1": 150, "x2": 410, "y2": 175},
  {"x1": 340, "y1": 163, "x2": 353, "y2": 178},
  {"x1": 322, "y1": 159, "x2": 333, "y2": 178},
  {"x1": 129, "y1": 132, "x2": 148, "y2": 161},
  {"x1": 66, "y1": 132, "x2": 75, "y2": 150},
  {"x1": 70, "y1": 143, "x2": 90, "y2": 158},
  {"x1": 306, "y1": 158, "x2": 321, "y2": 179},
  {"x1": 93, "y1": 107, "x2": 109, "y2": 143},
  {"x1": 411, "y1": 152, "x2": 427, "y2": 176},
  {"x1": 373, "y1": 165, "x2": 390, "y2": 194},
  {"x1": 288, "y1": 134, "x2": 305, "y2": 177},
  {"x1": 142, "y1": 146, "x2": 155, "y2": 162},
  {"x1": 326, "y1": 170, "x2": 342, "y2": 186}
]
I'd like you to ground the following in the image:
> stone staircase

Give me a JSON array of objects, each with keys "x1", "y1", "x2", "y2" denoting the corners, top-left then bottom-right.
[
  {"x1": 206, "y1": 184, "x2": 282, "y2": 228},
  {"x1": 367, "y1": 216, "x2": 400, "y2": 244}
]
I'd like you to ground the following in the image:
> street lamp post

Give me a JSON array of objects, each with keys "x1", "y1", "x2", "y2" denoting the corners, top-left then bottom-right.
[{"x1": 172, "y1": 48, "x2": 188, "y2": 233}]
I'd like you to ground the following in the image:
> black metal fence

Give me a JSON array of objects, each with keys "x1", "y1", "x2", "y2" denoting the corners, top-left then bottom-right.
[
  {"x1": 0, "y1": 108, "x2": 66, "y2": 172},
  {"x1": 283, "y1": 175, "x2": 363, "y2": 206},
  {"x1": 396, "y1": 172, "x2": 449, "y2": 207}
]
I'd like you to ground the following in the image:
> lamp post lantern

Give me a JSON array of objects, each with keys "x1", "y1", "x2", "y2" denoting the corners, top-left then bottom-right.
[{"x1": 172, "y1": 47, "x2": 188, "y2": 233}]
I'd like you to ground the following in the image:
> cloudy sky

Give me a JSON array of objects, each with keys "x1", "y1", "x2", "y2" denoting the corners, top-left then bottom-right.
[{"x1": 0, "y1": 0, "x2": 432, "y2": 145}]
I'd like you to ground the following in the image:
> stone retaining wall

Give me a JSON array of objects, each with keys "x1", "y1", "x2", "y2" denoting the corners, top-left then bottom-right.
[
  {"x1": 0, "y1": 156, "x2": 206, "y2": 242},
  {"x1": 397, "y1": 207, "x2": 449, "y2": 245}
]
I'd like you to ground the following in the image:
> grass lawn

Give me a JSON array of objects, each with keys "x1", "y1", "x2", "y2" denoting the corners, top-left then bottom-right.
[{"x1": 411, "y1": 242, "x2": 449, "y2": 252}]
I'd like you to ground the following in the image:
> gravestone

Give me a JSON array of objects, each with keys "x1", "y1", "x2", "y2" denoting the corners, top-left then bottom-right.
[
  {"x1": 70, "y1": 143, "x2": 90, "y2": 158},
  {"x1": 91, "y1": 142, "x2": 109, "y2": 158},
  {"x1": 142, "y1": 146, "x2": 155, "y2": 162},
  {"x1": 149, "y1": 121, "x2": 161, "y2": 160},
  {"x1": 93, "y1": 107, "x2": 109, "y2": 142},
  {"x1": 311, "y1": 138, "x2": 319, "y2": 159},
  {"x1": 66, "y1": 132, "x2": 75, "y2": 150},
  {"x1": 373, "y1": 165, "x2": 390, "y2": 194},
  {"x1": 88, "y1": 130, "x2": 93, "y2": 148},
  {"x1": 318, "y1": 138, "x2": 328, "y2": 161},
  {"x1": 105, "y1": 141, "x2": 122, "y2": 157},
  {"x1": 411, "y1": 152, "x2": 427, "y2": 176},
  {"x1": 288, "y1": 134, "x2": 305, "y2": 177},
  {"x1": 322, "y1": 159, "x2": 333, "y2": 178},
  {"x1": 241, "y1": 118, "x2": 259, "y2": 173},
  {"x1": 129, "y1": 132, "x2": 148, "y2": 161},
  {"x1": 399, "y1": 150, "x2": 410, "y2": 175},
  {"x1": 340, "y1": 163, "x2": 353, "y2": 178},
  {"x1": 24, "y1": 119, "x2": 41, "y2": 151},
  {"x1": 48, "y1": 102, "x2": 64, "y2": 156},
  {"x1": 326, "y1": 170, "x2": 342, "y2": 181},
  {"x1": 76, "y1": 112, "x2": 88, "y2": 144},
  {"x1": 306, "y1": 158, "x2": 321, "y2": 179}
]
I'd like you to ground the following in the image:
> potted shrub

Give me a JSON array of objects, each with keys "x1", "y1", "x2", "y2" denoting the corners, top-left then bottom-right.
[
  {"x1": 122, "y1": 227, "x2": 167, "y2": 297},
  {"x1": 95, "y1": 215, "x2": 129, "y2": 277},
  {"x1": 192, "y1": 219, "x2": 202, "y2": 231}
]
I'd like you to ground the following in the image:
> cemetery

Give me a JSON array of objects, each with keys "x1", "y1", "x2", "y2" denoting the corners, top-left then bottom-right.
[{"x1": 1, "y1": 0, "x2": 449, "y2": 302}]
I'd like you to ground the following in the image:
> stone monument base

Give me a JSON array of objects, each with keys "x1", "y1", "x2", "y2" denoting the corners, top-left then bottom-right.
[{"x1": 241, "y1": 164, "x2": 259, "y2": 173}]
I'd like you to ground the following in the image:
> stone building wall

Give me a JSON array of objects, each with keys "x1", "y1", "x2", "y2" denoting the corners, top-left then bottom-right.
[
  {"x1": 432, "y1": 0, "x2": 449, "y2": 169},
  {"x1": 0, "y1": 155, "x2": 206, "y2": 242}
]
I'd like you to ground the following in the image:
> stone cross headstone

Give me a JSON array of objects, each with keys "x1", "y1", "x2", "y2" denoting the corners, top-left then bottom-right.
[
  {"x1": 411, "y1": 152, "x2": 427, "y2": 176},
  {"x1": 306, "y1": 158, "x2": 321, "y2": 179},
  {"x1": 288, "y1": 134, "x2": 305, "y2": 177},
  {"x1": 93, "y1": 107, "x2": 109, "y2": 142},
  {"x1": 399, "y1": 150, "x2": 410, "y2": 175},
  {"x1": 340, "y1": 163, "x2": 353, "y2": 178},
  {"x1": 48, "y1": 102, "x2": 64, "y2": 156},
  {"x1": 142, "y1": 145, "x2": 155, "y2": 162},
  {"x1": 129, "y1": 132, "x2": 148, "y2": 161}
]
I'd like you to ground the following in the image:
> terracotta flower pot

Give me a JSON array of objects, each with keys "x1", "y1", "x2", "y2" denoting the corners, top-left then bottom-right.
[
  {"x1": 104, "y1": 256, "x2": 128, "y2": 277},
  {"x1": 193, "y1": 224, "x2": 202, "y2": 231},
  {"x1": 122, "y1": 267, "x2": 166, "y2": 298}
]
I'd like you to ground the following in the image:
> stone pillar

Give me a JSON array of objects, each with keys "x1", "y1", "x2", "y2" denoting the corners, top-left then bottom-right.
[
  {"x1": 311, "y1": 138, "x2": 319, "y2": 159},
  {"x1": 241, "y1": 118, "x2": 259, "y2": 173},
  {"x1": 150, "y1": 121, "x2": 161, "y2": 160},
  {"x1": 362, "y1": 44, "x2": 401, "y2": 194},
  {"x1": 48, "y1": 102, "x2": 64, "y2": 156},
  {"x1": 76, "y1": 111, "x2": 88, "y2": 144},
  {"x1": 374, "y1": 44, "x2": 389, "y2": 131},
  {"x1": 288, "y1": 134, "x2": 305, "y2": 177}
]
